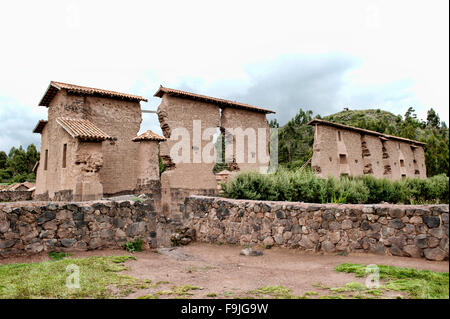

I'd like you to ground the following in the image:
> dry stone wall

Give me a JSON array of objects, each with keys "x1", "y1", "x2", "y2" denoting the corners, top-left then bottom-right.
[
  {"x1": 0, "y1": 199, "x2": 157, "y2": 257},
  {"x1": 0, "y1": 191, "x2": 32, "y2": 202},
  {"x1": 183, "y1": 196, "x2": 449, "y2": 261}
]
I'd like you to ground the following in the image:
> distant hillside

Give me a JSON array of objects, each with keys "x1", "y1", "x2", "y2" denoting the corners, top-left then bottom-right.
[{"x1": 276, "y1": 107, "x2": 449, "y2": 177}]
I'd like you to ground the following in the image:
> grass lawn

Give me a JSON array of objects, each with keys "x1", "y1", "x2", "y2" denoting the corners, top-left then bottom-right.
[
  {"x1": 0, "y1": 256, "x2": 448, "y2": 299},
  {"x1": 334, "y1": 263, "x2": 449, "y2": 299},
  {"x1": 0, "y1": 255, "x2": 150, "y2": 299}
]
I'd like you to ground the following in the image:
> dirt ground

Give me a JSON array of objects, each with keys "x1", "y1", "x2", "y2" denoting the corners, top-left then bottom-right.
[{"x1": 1, "y1": 242, "x2": 448, "y2": 299}]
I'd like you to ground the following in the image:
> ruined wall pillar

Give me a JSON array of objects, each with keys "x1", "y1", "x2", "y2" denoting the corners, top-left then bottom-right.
[{"x1": 157, "y1": 95, "x2": 220, "y2": 219}]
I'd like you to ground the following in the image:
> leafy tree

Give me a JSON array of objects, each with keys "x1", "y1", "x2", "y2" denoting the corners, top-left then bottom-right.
[
  {"x1": 427, "y1": 108, "x2": 440, "y2": 128},
  {"x1": 0, "y1": 151, "x2": 7, "y2": 170}
]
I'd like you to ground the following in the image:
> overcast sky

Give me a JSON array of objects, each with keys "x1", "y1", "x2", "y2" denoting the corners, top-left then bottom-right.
[{"x1": 0, "y1": 0, "x2": 448, "y2": 152}]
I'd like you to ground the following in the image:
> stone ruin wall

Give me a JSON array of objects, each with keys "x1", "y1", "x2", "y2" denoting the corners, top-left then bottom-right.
[
  {"x1": 183, "y1": 196, "x2": 449, "y2": 261},
  {"x1": 221, "y1": 107, "x2": 270, "y2": 173},
  {"x1": 1, "y1": 196, "x2": 448, "y2": 261},
  {"x1": 0, "y1": 191, "x2": 32, "y2": 202},
  {"x1": 311, "y1": 124, "x2": 427, "y2": 180},
  {"x1": 0, "y1": 199, "x2": 157, "y2": 257},
  {"x1": 157, "y1": 95, "x2": 272, "y2": 220},
  {"x1": 157, "y1": 95, "x2": 222, "y2": 218}
]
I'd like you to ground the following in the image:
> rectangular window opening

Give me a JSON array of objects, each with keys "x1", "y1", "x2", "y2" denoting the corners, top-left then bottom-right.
[
  {"x1": 339, "y1": 154, "x2": 347, "y2": 164},
  {"x1": 62, "y1": 144, "x2": 67, "y2": 168},
  {"x1": 44, "y1": 149, "x2": 48, "y2": 171},
  {"x1": 400, "y1": 159, "x2": 405, "y2": 167},
  {"x1": 338, "y1": 131, "x2": 341, "y2": 141}
]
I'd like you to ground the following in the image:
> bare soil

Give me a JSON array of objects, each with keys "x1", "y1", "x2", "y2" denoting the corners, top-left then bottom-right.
[{"x1": 1, "y1": 242, "x2": 448, "y2": 299}]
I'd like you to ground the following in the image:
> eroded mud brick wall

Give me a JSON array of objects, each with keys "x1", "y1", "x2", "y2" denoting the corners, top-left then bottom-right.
[
  {"x1": 311, "y1": 123, "x2": 426, "y2": 180},
  {"x1": 35, "y1": 93, "x2": 84, "y2": 200},
  {"x1": 183, "y1": 196, "x2": 449, "y2": 261},
  {"x1": 83, "y1": 96, "x2": 142, "y2": 196},
  {"x1": 35, "y1": 90, "x2": 143, "y2": 200},
  {"x1": 0, "y1": 199, "x2": 157, "y2": 257},
  {"x1": 221, "y1": 107, "x2": 270, "y2": 173},
  {"x1": 157, "y1": 95, "x2": 220, "y2": 218}
]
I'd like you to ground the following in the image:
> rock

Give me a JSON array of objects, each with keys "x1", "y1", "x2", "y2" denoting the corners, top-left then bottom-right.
[
  {"x1": 321, "y1": 240, "x2": 335, "y2": 252},
  {"x1": 341, "y1": 220, "x2": 352, "y2": 230},
  {"x1": 390, "y1": 245, "x2": 404, "y2": 256},
  {"x1": 263, "y1": 236, "x2": 274, "y2": 247},
  {"x1": 389, "y1": 208, "x2": 405, "y2": 218},
  {"x1": 240, "y1": 247, "x2": 263, "y2": 256},
  {"x1": 180, "y1": 237, "x2": 192, "y2": 245},
  {"x1": 428, "y1": 237, "x2": 440, "y2": 248},
  {"x1": 429, "y1": 227, "x2": 444, "y2": 239},
  {"x1": 61, "y1": 238, "x2": 76, "y2": 248},
  {"x1": 329, "y1": 221, "x2": 340, "y2": 231},
  {"x1": 25, "y1": 242, "x2": 44, "y2": 253},
  {"x1": 415, "y1": 234, "x2": 428, "y2": 249},
  {"x1": 88, "y1": 238, "x2": 104, "y2": 249},
  {"x1": 0, "y1": 220, "x2": 9, "y2": 233},
  {"x1": 409, "y1": 216, "x2": 422, "y2": 224},
  {"x1": 389, "y1": 219, "x2": 404, "y2": 229},
  {"x1": 439, "y1": 238, "x2": 448, "y2": 253},
  {"x1": 360, "y1": 220, "x2": 370, "y2": 230},
  {"x1": 36, "y1": 211, "x2": 56, "y2": 225},
  {"x1": 423, "y1": 248, "x2": 447, "y2": 261},
  {"x1": 299, "y1": 237, "x2": 314, "y2": 249},
  {"x1": 403, "y1": 245, "x2": 422, "y2": 258},
  {"x1": 382, "y1": 226, "x2": 395, "y2": 237},
  {"x1": 0, "y1": 239, "x2": 15, "y2": 249},
  {"x1": 423, "y1": 216, "x2": 440, "y2": 228},
  {"x1": 329, "y1": 231, "x2": 341, "y2": 244}
]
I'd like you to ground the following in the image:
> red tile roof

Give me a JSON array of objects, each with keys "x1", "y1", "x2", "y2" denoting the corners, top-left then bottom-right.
[
  {"x1": 56, "y1": 117, "x2": 114, "y2": 141},
  {"x1": 33, "y1": 120, "x2": 48, "y2": 134},
  {"x1": 308, "y1": 119, "x2": 426, "y2": 146},
  {"x1": 154, "y1": 86, "x2": 275, "y2": 114},
  {"x1": 132, "y1": 130, "x2": 166, "y2": 142},
  {"x1": 39, "y1": 81, "x2": 148, "y2": 107}
]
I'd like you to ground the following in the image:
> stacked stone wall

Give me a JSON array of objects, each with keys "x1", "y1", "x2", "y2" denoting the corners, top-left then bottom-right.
[{"x1": 182, "y1": 196, "x2": 449, "y2": 261}]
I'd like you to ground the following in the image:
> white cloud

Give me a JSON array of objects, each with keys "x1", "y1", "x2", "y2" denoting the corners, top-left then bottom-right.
[{"x1": 0, "y1": 0, "x2": 448, "y2": 151}]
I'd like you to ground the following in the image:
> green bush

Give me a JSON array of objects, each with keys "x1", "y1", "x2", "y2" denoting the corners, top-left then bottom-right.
[
  {"x1": 221, "y1": 169, "x2": 449, "y2": 204},
  {"x1": 122, "y1": 238, "x2": 144, "y2": 253}
]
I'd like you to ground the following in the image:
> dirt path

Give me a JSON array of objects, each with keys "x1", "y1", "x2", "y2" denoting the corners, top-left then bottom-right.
[{"x1": 1, "y1": 243, "x2": 448, "y2": 299}]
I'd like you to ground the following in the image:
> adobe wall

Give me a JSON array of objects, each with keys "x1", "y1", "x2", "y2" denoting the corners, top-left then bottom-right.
[
  {"x1": 136, "y1": 141, "x2": 160, "y2": 186},
  {"x1": 182, "y1": 196, "x2": 449, "y2": 261},
  {"x1": 221, "y1": 107, "x2": 270, "y2": 173},
  {"x1": 35, "y1": 90, "x2": 143, "y2": 200},
  {"x1": 0, "y1": 191, "x2": 32, "y2": 202},
  {"x1": 0, "y1": 199, "x2": 157, "y2": 257},
  {"x1": 311, "y1": 124, "x2": 427, "y2": 180},
  {"x1": 157, "y1": 95, "x2": 220, "y2": 218},
  {"x1": 84, "y1": 95, "x2": 142, "y2": 196},
  {"x1": 35, "y1": 116, "x2": 78, "y2": 200}
]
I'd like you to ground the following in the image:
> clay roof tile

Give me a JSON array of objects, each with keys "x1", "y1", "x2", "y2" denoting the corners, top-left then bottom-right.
[
  {"x1": 308, "y1": 119, "x2": 426, "y2": 146},
  {"x1": 56, "y1": 117, "x2": 114, "y2": 141},
  {"x1": 154, "y1": 86, "x2": 275, "y2": 114},
  {"x1": 132, "y1": 130, "x2": 166, "y2": 142},
  {"x1": 39, "y1": 81, "x2": 148, "y2": 106}
]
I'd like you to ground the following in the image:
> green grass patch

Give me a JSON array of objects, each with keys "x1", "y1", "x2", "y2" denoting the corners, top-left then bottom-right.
[
  {"x1": 247, "y1": 286, "x2": 301, "y2": 299},
  {"x1": 48, "y1": 251, "x2": 71, "y2": 261},
  {"x1": 137, "y1": 294, "x2": 159, "y2": 299},
  {"x1": 335, "y1": 263, "x2": 449, "y2": 299},
  {"x1": 0, "y1": 255, "x2": 146, "y2": 299},
  {"x1": 206, "y1": 293, "x2": 217, "y2": 297}
]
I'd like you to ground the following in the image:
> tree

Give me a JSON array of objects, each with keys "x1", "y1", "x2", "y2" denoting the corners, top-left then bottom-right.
[
  {"x1": 0, "y1": 151, "x2": 7, "y2": 170},
  {"x1": 427, "y1": 108, "x2": 440, "y2": 128}
]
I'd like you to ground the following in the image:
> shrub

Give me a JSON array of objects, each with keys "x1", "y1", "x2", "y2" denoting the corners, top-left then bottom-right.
[
  {"x1": 122, "y1": 238, "x2": 143, "y2": 253},
  {"x1": 221, "y1": 169, "x2": 449, "y2": 204}
]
